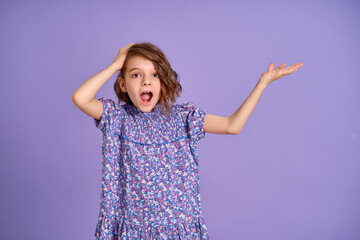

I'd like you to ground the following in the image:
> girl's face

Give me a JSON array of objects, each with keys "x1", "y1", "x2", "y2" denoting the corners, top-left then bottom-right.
[{"x1": 118, "y1": 55, "x2": 162, "y2": 113}]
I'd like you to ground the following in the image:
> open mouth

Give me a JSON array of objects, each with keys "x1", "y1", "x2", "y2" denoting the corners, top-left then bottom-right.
[{"x1": 140, "y1": 91, "x2": 153, "y2": 105}]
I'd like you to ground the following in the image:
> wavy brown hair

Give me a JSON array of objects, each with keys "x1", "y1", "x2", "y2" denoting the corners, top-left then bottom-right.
[{"x1": 113, "y1": 42, "x2": 182, "y2": 116}]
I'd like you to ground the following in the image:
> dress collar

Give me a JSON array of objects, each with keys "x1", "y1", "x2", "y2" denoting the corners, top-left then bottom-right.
[{"x1": 125, "y1": 101, "x2": 162, "y2": 119}]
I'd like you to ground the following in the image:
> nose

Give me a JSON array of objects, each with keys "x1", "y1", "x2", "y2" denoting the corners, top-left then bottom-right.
[{"x1": 142, "y1": 75, "x2": 151, "y2": 86}]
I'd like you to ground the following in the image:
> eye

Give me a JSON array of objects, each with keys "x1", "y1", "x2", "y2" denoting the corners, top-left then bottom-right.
[
  {"x1": 153, "y1": 73, "x2": 159, "y2": 78},
  {"x1": 132, "y1": 73, "x2": 141, "y2": 78}
]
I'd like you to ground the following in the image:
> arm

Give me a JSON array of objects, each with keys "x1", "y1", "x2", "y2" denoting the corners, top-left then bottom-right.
[
  {"x1": 203, "y1": 82, "x2": 266, "y2": 135},
  {"x1": 204, "y1": 62, "x2": 304, "y2": 135},
  {"x1": 72, "y1": 63, "x2": 121, "y2": 120},
  {"x1": 227, "y1": 82, "x2": 267, "y2": 135},
  {"x1": 72, "y1": 43, "x2": 134, "y2": 120}
]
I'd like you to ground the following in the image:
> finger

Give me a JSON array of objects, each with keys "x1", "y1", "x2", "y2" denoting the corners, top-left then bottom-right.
[
  {"x1": 288, "y1": 63, "x2": 303, "y2": 72},
  {"x1": 297, "y1": 63, "x2": 304, "y2": 69},
  {"x1": 124, "y1": 43, "x2": 135, "y2": 50},
  {"x1": 267, "y1": 63, "x2": 274, "y2": 72},
  {"x1": 291, "y1": 63, "x2": 302, "y2": 69},
  {"x1": 283, "y1": 65, "x2": 298, "y2": 72},
  {"x1": 276, "y1": 63, "x2": 286, "y2": 70},
  {"x1": 282, "y1": 63, "x2": 303, "y2": 75},
  {"x1": 285, "y1": 63, "x2": 302, "y2": 71}
]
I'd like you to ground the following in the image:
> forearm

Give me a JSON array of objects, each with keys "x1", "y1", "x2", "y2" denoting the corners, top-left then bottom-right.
[
  {"x1": 228, "y1": 81, "x2": 267, "y2": 134},
  {"x1": 72, "y1": 63, "x2": 120, "y2": 105}
]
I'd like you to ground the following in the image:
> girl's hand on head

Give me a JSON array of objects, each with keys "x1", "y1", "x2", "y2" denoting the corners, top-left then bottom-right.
[
  {"x1": 112, "y1": 43, "x2": 136, "y2": 71},
  {"x1": 258, "y1": 62, "x2": 304, "y2": 87}
]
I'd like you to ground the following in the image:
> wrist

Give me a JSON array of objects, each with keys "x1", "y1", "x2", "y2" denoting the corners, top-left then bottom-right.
[
  {"x1": 109, "y1": 62, "x2": 122, "y2": 72},
  {"x1": 256, "y1": 79, "x2": 268, "y2": 90}
]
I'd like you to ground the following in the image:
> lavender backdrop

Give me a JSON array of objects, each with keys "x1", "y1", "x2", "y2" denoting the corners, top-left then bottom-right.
[{"x1": 1, "y1": 0, "x2": 359, "y2": 239}]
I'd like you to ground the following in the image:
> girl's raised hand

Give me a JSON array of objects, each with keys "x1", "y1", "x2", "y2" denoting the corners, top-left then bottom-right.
[
  {"x1": 259, "y1": 62, "x2": 304, "y2": 87},
  {"x1": 112, "y1": 43, "x2": 136, "y2": 71}
]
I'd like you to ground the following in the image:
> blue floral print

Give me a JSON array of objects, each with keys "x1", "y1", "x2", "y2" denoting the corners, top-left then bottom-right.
[{"x1": 93, "y1": 97, "x2": 210, "y2": 239}]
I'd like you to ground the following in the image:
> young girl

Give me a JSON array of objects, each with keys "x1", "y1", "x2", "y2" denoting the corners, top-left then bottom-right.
[{"x1": 72, "y1": 42, "x2": 303, "y2": 239}]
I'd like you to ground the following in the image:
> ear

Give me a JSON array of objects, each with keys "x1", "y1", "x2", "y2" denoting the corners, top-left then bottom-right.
[{"x1": 118, "y1": 77, "x2": 127, "y2": 93}]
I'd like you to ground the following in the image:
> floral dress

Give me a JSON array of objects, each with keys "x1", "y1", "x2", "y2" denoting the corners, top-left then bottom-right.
[{"x1": 93, "y1": 97, "x2": 210, "y2": 240}]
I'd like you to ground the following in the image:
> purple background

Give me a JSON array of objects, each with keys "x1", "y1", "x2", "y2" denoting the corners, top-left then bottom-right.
[{"x1": 1, "y1": 0, "x2": 359, "y2": 239}]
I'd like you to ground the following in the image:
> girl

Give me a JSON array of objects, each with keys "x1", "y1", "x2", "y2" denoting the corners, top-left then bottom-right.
[{"x1": 72, "y1": 42, "x2": 303, "y2": 240}]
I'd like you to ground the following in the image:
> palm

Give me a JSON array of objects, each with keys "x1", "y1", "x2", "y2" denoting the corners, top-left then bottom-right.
[{"x1": 260, "y1": 62, "x2": 304, "y2": 86}]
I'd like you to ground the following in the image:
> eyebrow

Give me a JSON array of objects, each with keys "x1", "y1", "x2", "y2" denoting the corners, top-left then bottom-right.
[
  {"x1": 128, "y1": 67, "x2": 140, "y2": 72},
  {"x1": 129, "y1": 67, "x2": 158, "y2": 73}
]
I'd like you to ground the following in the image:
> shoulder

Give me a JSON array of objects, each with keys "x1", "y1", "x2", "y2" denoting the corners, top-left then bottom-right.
[
  {"x1": 94, "y1": 97, "x2": 128, "y2": 133},
  {"x1": 97, "y1": 97, "x2": 127, "y2": 116},
  {"x1": 173, "y1": 101, "x2": 206, "y2": 121},
  {"x1": 176, "y1": 101, "x2": 206, "y2": 113},
  {"x1": 175, "y1": 101, "x2": 201, "y2": 111},
  {"x1": 97, "y1": 97, "x2": 117, "y2": 108},
  {"x1": 175, "y1": 102, "x2": 207, "y2": 142}
]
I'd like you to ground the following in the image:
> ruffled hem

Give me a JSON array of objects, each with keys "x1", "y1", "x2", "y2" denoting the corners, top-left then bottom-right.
[{"x1": 94, "y1": 215, "x2": 210, "y2": 240}]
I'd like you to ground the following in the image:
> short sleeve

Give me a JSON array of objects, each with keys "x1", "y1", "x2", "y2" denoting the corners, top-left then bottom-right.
[
  {"x1": 180, "y1": 102, "x2": 207, "y2": 143},
  {"x1": 93, "y1": 97, "x2": 118, "y2": 133}
]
